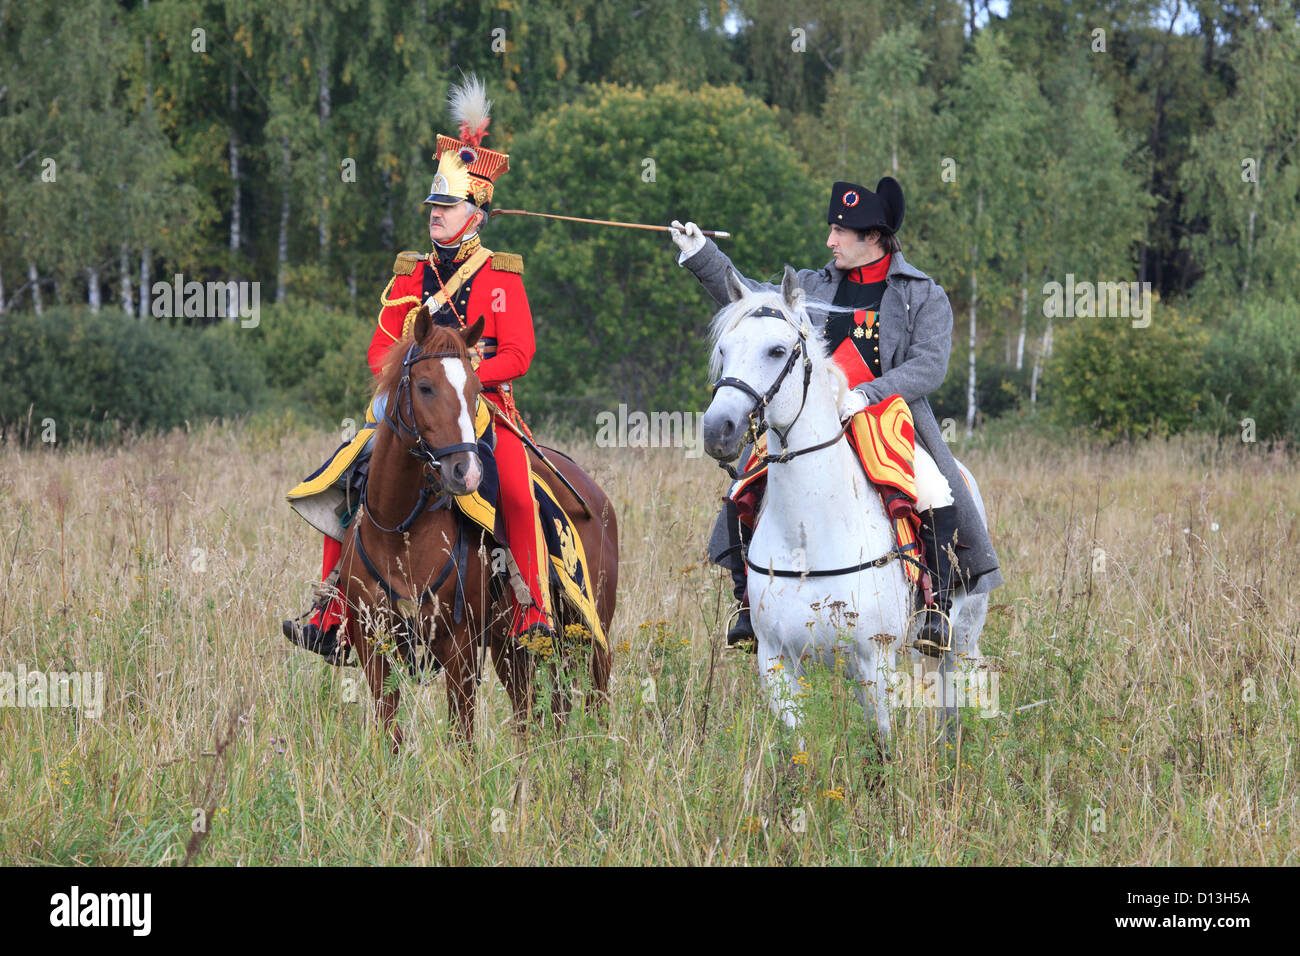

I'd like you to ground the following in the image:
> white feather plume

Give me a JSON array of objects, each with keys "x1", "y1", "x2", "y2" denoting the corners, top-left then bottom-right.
[{"x1": 448, "y1": 72, "x2": 492, "y2": 145}]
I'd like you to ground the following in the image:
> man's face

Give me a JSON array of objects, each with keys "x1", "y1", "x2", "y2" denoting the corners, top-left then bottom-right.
[
  {"x1": 428, "y1": 201, "x2": 480, "y2": 246},
  {"x1": 826, "y1": 224, "x2": 880, "y2": 270}
]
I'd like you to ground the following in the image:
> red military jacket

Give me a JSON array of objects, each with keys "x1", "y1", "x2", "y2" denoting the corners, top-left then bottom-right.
[{"x1": 367, "y1": 248, "x2": 534, "y2": 393}]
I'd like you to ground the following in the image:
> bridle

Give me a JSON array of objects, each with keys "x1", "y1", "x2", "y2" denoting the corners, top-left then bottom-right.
[
  {"x1": 363, "y1": 341, "x2": 480, "y2": 535},
  {"x1": 712, "y1": 305, "x2": 926, "y2": 583},
  {"x1": 352, "y1": 339, "x2": 482, "y2": 681},
  {"x1": 711, "y1": 306, "x2": 850, "y2": 482}
]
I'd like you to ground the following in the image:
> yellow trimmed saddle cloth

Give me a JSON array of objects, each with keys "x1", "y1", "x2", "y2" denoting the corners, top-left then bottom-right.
[
  {"x1": 285, "y1": 399, "x2": 605, "y2": 649},
  {"x1": 731, "y1": 394, "x2": 924, "y2": 586}
]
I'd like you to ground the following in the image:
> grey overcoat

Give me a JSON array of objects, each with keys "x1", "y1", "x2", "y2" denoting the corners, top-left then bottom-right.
[{"x1": 683, "y1": 239, "x2": 1003, "y2": 595}]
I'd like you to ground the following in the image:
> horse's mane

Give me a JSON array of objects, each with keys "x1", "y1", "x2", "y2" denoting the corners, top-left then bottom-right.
[
  {"x1": 707, "y1": 285, "x2": 849, "y2": 406},
  {"x1": 374, "y1": 323, "x2": 471, "y2": 401}
]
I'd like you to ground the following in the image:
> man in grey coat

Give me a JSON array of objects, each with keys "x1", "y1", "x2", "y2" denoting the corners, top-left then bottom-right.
[{"x1": 669, "y1": 176, "x2": 1002, "y2": 656}]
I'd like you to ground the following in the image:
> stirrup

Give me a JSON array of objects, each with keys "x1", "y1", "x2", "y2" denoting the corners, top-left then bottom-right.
[
  {"x1": 723, "y1": 606, "x2": 757, "y2": 653},
  {"x1": 513, "y1": 604, "x2": 556, "y2": 654},
  {"x1": 282, "y1": 617, "x2": 354, "y2": 667},
  {"x1": 909, "y1": 606, "x2": 953, "y2": 658}
]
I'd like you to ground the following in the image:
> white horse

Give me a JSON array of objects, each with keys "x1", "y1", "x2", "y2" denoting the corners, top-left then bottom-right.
[{"x1": 701, "y1": 267, "x2": 990, "y2": 746}]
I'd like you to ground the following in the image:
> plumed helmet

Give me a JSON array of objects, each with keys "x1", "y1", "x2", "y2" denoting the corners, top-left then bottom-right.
[{"x1": 425, "y1": 73, "x2": 510, "y2": 209}]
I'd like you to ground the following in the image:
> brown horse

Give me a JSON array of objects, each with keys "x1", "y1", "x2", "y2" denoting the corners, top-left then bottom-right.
[{"x1": 339, "y1": 306, "x2": 617, "y2": 751}]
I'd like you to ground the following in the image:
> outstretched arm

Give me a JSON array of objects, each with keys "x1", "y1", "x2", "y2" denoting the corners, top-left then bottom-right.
[{"x1": 669, "y1": 220, "x2": 819, "y2": 307}]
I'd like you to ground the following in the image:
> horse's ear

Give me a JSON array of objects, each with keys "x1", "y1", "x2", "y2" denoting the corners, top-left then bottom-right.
[
  {"x1": 781, "y1": 264, "x2": 801, "y2": 309},
  {"x1": 412, "y1": 303, "x2": 434, "y2": 344},
  {"x1": 724, "y1": 268, "x2": 747, "y2": 303},
  {"x1": 462, "y1": 315, "x2": 485, "y2": 350}
]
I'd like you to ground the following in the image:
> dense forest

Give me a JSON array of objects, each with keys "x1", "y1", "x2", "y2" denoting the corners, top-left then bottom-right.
[{"x1": 1, "y1": 0, "x2": 1297, "y2": 441}]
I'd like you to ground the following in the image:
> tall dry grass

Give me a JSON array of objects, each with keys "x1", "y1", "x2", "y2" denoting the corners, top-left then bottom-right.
[{"x1": 0, "y1": 416, "x2": 1296, "y2": 864}]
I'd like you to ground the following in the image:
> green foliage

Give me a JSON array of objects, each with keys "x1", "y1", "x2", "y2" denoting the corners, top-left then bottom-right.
[
  {"x1": 2, "y1": 0, "x2": 1293, "y2": 439},
  {"x1": 1180, "y1": 12, "x2": 1300, "y2": 301},
  {"x1": 495, "y1": 83, "x2": 821, "y2": 414},
  {"x1": 237, "y1": 300, "x2": 376, "y2": 424},
  {"x1": 931, "y1": 353, "x2": 1031, "y2": 427},
  {"x1": 0, "y1": 309, "x2": 267, "y2": 442},
  {"x1": 242, "y1": 300, "x2": 363, "y2": 390},
  {"x1": 1044, "y1": 302, "x2": 1209, "y2": 441},
  {"x1": 1198, "y1": 296, "x2": 1300, "y2": 444},
  {"x1": 304, "y1": 320, "x2": 380, "y2": 426}
]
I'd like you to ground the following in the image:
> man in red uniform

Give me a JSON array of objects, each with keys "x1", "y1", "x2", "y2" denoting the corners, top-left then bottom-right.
[{"x1": 284, "y1": 74, "x2": 554, "y2": 661}]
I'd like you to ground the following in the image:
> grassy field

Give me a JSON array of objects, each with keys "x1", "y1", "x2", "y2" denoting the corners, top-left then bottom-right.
[{"x1": 1, "y1": 414, "x2": 1296, "y2": 865}]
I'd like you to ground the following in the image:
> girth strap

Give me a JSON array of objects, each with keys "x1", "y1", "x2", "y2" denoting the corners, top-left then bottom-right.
[{"x1": 745, "y1": 541, "x2": 924, "y2": 579}]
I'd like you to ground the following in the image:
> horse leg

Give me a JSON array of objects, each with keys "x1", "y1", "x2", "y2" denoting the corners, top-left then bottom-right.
[
  {"x1": 933, "y1": 588, "x2": 994, "y2": 741},
  {"x1": 356, "y1": 621, "x2": 403, "y2": 753},
  {"x1": 492, "y1": 630, "x2": 534, "y2": 735},
  {"x1": 444, "y1": 631, "x2": 478, "y2": 753},
  {"x1": 850, "y1": 635, "x2": 895, "y2": 760},
  {"x1": 756, "y1": 635, "x2": 804, "y2": 730},
  {"x1": 587, "y1": 640, "x2": 612, "y2": 723},
  {"x1": 548, "y1": 653, "x2": 573, "y2": 730}
]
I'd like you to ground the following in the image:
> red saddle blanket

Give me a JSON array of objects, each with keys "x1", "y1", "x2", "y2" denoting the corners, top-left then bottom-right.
[{"x1": 731, "y1": 394, "x2": 924, "y2": 587}]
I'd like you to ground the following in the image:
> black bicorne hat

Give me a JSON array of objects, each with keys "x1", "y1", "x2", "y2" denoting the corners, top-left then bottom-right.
[{"x1": 827, "y1": 177, "x2": 904, "y2": 234}]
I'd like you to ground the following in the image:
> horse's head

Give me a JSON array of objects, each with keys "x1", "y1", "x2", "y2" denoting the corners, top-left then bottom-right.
[
  {"x1": 703, "y1": 265, "x2": 844, "y2": 461},
  {"x1": 377, "y1": 306, "x2": 485, "y2": 496}
]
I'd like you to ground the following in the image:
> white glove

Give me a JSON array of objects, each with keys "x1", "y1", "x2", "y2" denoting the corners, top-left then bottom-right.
[
  {"x1": 838, "y1": 388, "x2": 868, "y2": 421},
  {"x1": 669, "y1": 220, "x2": 706, "y2": 264}
]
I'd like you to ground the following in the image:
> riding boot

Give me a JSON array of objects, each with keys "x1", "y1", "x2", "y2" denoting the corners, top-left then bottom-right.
[
  {"x1": 721, "y1": 499, "x2": 756, "y2": 652},
  {"x1": 914, "y1": 505, "x2": 961, "y2": 658},
  {"x1": 282, "y1": 616, "x2": 346, "y2": 664},
  {"x1": 492, "y1": 425, "x2": 556, "y2": 650},
  {"x1": 282, "y1": 538, "x2": 350, "y2": 666}
]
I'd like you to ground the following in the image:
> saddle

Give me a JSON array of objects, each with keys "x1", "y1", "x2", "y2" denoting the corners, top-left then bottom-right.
[
  {"x1": 286, "y1": 402, "x2": 606, "y2": 680},
  {"x1": 731, "y1": 394, "x2": 929, "y2": 596}
]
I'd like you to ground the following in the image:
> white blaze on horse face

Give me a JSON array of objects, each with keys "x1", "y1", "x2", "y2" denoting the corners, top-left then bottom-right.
[
  {"x1": 718, "y1": 317, "x2": 803, "y2": 428},
  {"x1": 440, "y1": 357, "x2": 482, "y2": 489}
]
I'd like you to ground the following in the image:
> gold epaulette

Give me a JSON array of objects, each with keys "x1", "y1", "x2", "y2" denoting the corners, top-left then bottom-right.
[
  {"x1": 393, "y1": 251, "x2": 426, "y2": 276},
  {"x1": 490, "y1": 252, "x2": 524, "y2": 275}
]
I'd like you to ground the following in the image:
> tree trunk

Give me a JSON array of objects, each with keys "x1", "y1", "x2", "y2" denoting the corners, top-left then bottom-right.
[
  {"x1": 138, "y1": 247, "x2": 151, "y2": 319},
  {"x1": 1016, "y1": 272, "x2": 1028, "y2": 371},
  {"x1": 1030, "y1": 317, "x2": 1053, "y2": 405},
  {"x1": 278, "y1": 136, "x2": 290, "y2": 304},
  {"x1": 120, "y1": 244, "x2": 133, "y2": 314},
  {"x1": 88, "y1": 266, "x2": 101, "y2": 313},
  {"x1": 965, "y1": 186, "x2": 981, "y2": 436},
  {"x1": 28, "y1": 262, "x2": 42, "y2": 315},
  {"x1": 0, "y1": 263, "x2": 6, "y2": 316}
]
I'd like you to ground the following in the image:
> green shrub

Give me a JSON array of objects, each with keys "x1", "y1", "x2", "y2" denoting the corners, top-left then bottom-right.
[
  {"x1": 494, "y1": 83, "x2": 824, "y2": 413},
  {"x1": 1197, "y1": 296, "x2": 1300, "y2": 444},
  {"x1": 1044, "y1": 301, "x2": 1209, "y2": 441},
  {"x1": 303, "y1": 321, "x2": 381, "y2": 426},
  {"x1": 931, "y1": 350, "x2": 1032, "y2": 427},
  {"x1": 240, "y1": 299, "x2": 376, "y2": 423},
  {"x1": 240, "y1": 299, "x2": 365, "y2": 389},
  {"x1": 0, "y1": 308, "x2": 268, "y2": 442}
]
